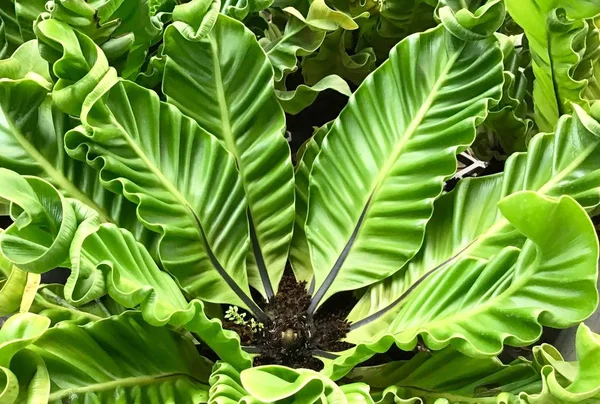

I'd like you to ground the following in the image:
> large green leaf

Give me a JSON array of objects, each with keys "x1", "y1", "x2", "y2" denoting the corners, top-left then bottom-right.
[
  {"x1": 349, "y1": 350, "x2": 539, "y2": 402},
  {"x1": 34, "y1": 18, "x2": 265, "y2": 314},
  {"x1": 20, "y1": 311, "x2": 210, "y2": 404},
  {"x1": 505, "y1": 0, "x2": 600, "y2": 131},
  {"x1": 0, "y1": 312, "x2": 50, "y2": 404},
  {"x1": 0, "y1": 169, "x2": 253, "y2": 370},
  {"x1": 327, "y1": 191, "x2": 598, "y2": 380},
  {"x1": 351, "y1": 105, "x2": 600, "y2": 334},
  {"x1": 347, "y1": 324, "x2": 600, "y2": 403},
  {"x1": 71, "y1": 77, "x2": 257, "y2": 312},
  {"x1": 0, "y1": 40, "x2": 156, "y2": 246},
  {"x1": 331, "y1": 109, "x2": 600, "y2": 380},
  {"x1": 304, "y1": 23, "x2": 503, "y2": 312},
  {"x1": 162, "y1": 12, "x2": 295, "y2": 299}
]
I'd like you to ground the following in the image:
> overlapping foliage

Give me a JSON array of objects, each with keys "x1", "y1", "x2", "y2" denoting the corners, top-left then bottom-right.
[{"x1": 0, "y1": 0, "x2": 600, "y2": 403}]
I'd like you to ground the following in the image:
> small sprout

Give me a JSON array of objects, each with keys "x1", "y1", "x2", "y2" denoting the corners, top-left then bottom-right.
[
  {"x1": 250, "y1": 318, "x2": 264, "y2": 333},
  {"x1": 225, "y1": 306, "x2": 264, "y2": 334},
  {"x1": 225, "y1": 306, "x2": 247, "y2": 326}
]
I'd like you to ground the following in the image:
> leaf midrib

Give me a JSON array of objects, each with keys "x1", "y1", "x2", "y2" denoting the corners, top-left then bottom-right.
[
  {"x1": 48, "y1": 372, "x2": 204, "y2": 400},
  {"x1": 208, "y1": 35, "x2": 240, "y2": 162},
  {"x1": 370, "y1": 49, "x2": 462, "y2": 200}
]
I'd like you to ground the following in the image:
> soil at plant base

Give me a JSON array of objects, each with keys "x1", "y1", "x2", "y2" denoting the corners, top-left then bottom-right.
[{"x1": 223, "y1": 271, "x2": 354, "y2": 370}]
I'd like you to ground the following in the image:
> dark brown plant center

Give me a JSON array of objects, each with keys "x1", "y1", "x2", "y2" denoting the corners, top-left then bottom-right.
[{"x1": 223, "y1": 271, "x2": 353, "y2": 370}]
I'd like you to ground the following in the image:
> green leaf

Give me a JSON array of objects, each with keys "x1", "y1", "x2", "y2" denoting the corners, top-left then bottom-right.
[
  {"x1": 0, "y1": 40, "x2": 157, "y2": 247},
  {"x1": 336, "y1": 108, "x2": 600, "y2": 380},
  {"x1": 349, "y1": 349, "x2": 539, "y2": 402},
  {"x1": 0, "y1": 312, "x2": 50, "y2": 404},
  {"x1": 241, "y1": 366, "x2": 348, "y2": 402},
  {"x1": 262, "y1": 14, "x2": 327, "y2": 82},
  {"x1": 0, "y1": 240, "x2": 39, "y2": 316},
  {"x1": 0, "y1": 39, "x2": 49, "y2": 82},
  {"x1": 135, "y1": 47, "x2": 166, "y2": 90},
  {"x1": 505, "y1": 0, "x2": 600, "y2": 131},
  {"x1": 578, "y1": 20, "x2": 600, "y2": 102},
  {"x1": 437, "y1": 0, "x2": 506, "y2": 41},
  {"x1": 150, "y1": 0, "x2": 179, "y2": 14},
  {"x1": 0, "y1": 169, "x2": 253, "y2": 370},
  {"x1": 209, "y1": 361, "x2": 249, "y2": 403},
  {"x1": 305, "y1": 24, "x2": 503, "y2": 312},
  {"x1": 0, "y1": 1, "x2": 22, "y2": 55},
  {"x1": 528, "y1": 324, "x2": 600, "y2": 402},
  {"x1": 275, "y1": 74, "x2": 352, "y2": 115},
  {"x1": 74, "y1": 76, "x2": 260, "y2": 311},
  {"x1": 162, "y1": 13, "x2": 295, "y2": 299},
  {"x1": 302, "y1": 29, "x2": 376, "y2": 86},
  {"x1": 346, "y1": 324, "x2": 600, "y2": 403},
  {"x1": 209, "y1": 361, "x2": 373, "y2": 403},
  {"x1": 47, "y1": 0, "x2": 164, "y2": 78},
  {"x1": 221, "y1": 0, "x2": 273, "y2": 20},
  {"x1": 35, "y1": 18, "x2": 262, "y2": 312},
  {"x1": 0, "y1": 16, "x2": 8, "y2": 59},
  {"x1": 332, "y1": 192, "x2": 597, "y2": 380},
  {"x1": 473, "y1": 33, "x2": 535, "y2": 160},
  {"x1": 30, "y1": 284, "x2": 125, "y2": 326},
  {"x1": 284, "y1": 0, "x2": 360, "y2": 31},
  {"x1": 0, "y1": 0, "x2": 46, "y2": 55},
  {"x1": 353, "y1": 0, "x2": 437, "y2": 62},
  {"x1": 378, "y1": 0, "x2": 437, "y2": 39},
  {"x1": 29, "y1": 312, "x2": 211, "y2": 404},
  {"x1": 14, "y1": 0, "x2": 47, "y2": 43},
  {"x1": 171, "y1": 0, "x2": 220, "y2": 41},
  {"x1": 350, "y1": 106, "x2": 600, "y2": 336},
  {"x1": 290, "y1": 123, "x2": 329, "y2": 284}
]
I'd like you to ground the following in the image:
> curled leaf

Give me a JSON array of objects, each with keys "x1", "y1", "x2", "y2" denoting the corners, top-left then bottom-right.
[
  {"x1": 275, "y1": 74, "x2": 351, "y2": 114},
  {"x1": 284, "y1": 0, "x2": 361, "y2": 31},
  {"x1": 0, "y1": 169, "x2": 253, "y2": 370},
  {"x1": 438, "y1": 0, "x2": 506, "y2": 41}
]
